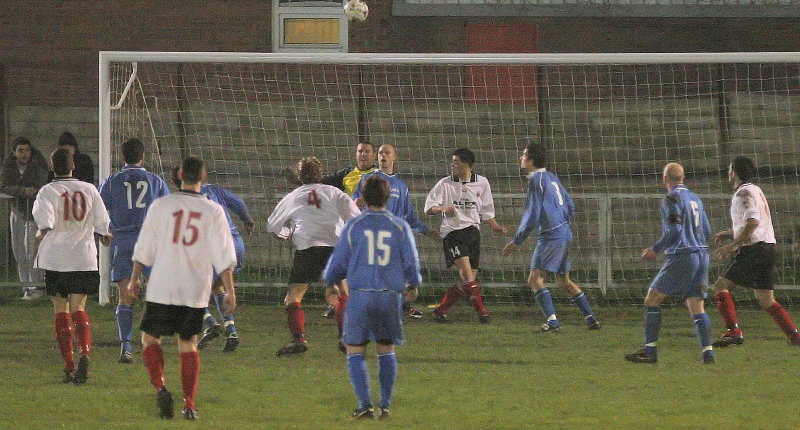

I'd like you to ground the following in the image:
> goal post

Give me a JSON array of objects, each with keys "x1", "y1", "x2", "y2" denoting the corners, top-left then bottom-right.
[{"x1": 98, "y1": 51, "x2": 800, "y2": 307}]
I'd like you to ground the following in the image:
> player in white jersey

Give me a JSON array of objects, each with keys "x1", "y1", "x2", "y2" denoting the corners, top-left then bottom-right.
[
  {"x1": 129, "y1": 156, "x2": 237, "y2": 420},
  {"x1": 711, "y1": 156, "x2": 800, "y2": 347},
  {"x1": 32, "y1": 148, "x2": 112, "y2": 385},
  {"x1": 425, "y1": 148, "x2": 506, "y2": 323},
  {"x1": 268, "y1": 156, "x2": 361, "y2": 356}
]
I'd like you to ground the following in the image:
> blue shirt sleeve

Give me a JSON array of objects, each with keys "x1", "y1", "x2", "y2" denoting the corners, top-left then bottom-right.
[
  {"x1": 512, "y1": 176, "x2": 541, "y2": 246},
  {"x1": 401, "y1": 222, "x2": 423, "y2": 287},
  {"x1": 217, "y1": 187, "x2": 254, "y2": 225},
  {"x1": 323, "y1": 223, "x2": 351, "y2": 285},
  {"x1": 652, "y1": 193, "x2": 683, "y2": 253}
]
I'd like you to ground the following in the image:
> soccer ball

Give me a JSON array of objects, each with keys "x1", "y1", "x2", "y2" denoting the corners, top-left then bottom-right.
[{"x1": 344, "y1": 0, "x2": 369, "y2": 22}]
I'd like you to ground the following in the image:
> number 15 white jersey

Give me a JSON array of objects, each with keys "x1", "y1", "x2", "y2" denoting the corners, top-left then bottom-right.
[{"x1": 133, "y1": 190, "x2": 237, "y2": 308}]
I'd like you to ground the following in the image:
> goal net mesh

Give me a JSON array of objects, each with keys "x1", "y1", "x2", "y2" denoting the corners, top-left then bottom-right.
[{"x1": 104, "y1": 53, "x2": 800, "y2": 308}]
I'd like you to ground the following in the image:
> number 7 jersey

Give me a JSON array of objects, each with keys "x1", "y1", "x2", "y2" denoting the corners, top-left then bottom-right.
[
  {"x1": 32, "y1": 178, "x2": 111, "y2": 271},
  {"x1": 267, "y1": 183, "x2": 361, "y2": 250}
]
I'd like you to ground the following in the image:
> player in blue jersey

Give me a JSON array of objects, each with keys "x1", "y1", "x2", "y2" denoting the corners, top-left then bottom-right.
[
  {"x1": 98, "y1": 138, "x2": 170, "y2": 364},
  {"x1": 171, "y1": 166, "x2": 254, "y2": 353},
  {"x1": 323, "y1": 174, "x2": 422, "y2": 420},
  {"x1": 625, "y1": 162, "x2": 715, "y2": 364},
  {"x1": 502, "y1": 142, "x2": 600, "y2": 332},
  {"x1": 352, "y1": 143, "x2": 438, "y2": 320}
]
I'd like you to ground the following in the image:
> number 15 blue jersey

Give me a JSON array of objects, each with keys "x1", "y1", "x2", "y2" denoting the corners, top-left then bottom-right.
[{"x1": 324, "y1": 209, "x2": 422, "y2": 293}]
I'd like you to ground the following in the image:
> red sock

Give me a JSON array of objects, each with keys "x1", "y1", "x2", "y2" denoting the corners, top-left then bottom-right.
[
  {"x1": 335, "y1": 294, "x2": 348, "y2": 338},
  {"x1": 436, "y1": 283, "x2": 464, "y2": 315},
  {"x1": 54, "y1": 312, "x2": 75, "y2": 371},
  {"x1": 286, "y1": 302, "x2": 306, "y2": 341},
  {"x1": 766, "y1": 302, "x2": 798, "y2": 338},
  {"x1": 71, "y1": 310, "x2": 91, "y2": 356},
  {"x1": 143, "y1": 344, "x2": 165, "y2": 390},
  {"x1": 180, "y1": 351, "x2": 200, "y2": 410},
  {"x1": 463, "y1": 281, "x2": 488, "y2": 316},
  {"x1": 714, "y1": 291, "x2": 742, "y2": 336}
]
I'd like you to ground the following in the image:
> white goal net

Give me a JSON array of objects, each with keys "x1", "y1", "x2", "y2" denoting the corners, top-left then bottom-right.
[{"x1": 99, "y1": 52, "x2": 800, "y2": 307}]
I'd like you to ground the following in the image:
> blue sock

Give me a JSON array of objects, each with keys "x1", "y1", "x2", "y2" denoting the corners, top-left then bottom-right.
[
  {"x1": 215, "y1": 293, "x2": 236, "y2": 334},
  {"x1": 116, "y1": 304, "x2": 133, "y2": 352},
  {"x1": 202, "y1": 307, "x2": 217, "y2": 328},
  {"x1": 644, "y1": 306, "x2": 661, "y2": 358},
  {"x1": 347, "y1": 353, "x2": 371, "y2": 408},
  {"x1": 377, "y1": 352, "x2": 397, "y2": 409},
  {"x1": 693, "y1": 312, "x2": 713, "y2": 351},
  {"x1": 570, "y1": 292, "x2": 597, "y2": 325},
  {"x1": 534, "y1": 288, "x2": 559, "y2": 327}
]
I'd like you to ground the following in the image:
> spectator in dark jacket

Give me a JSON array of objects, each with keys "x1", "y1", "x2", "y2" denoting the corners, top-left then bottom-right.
[
  {"x1": 1, "y1": 137, "x2": 49, "y2": 297},
  {"x1": 47, "y1": 132, "x2": 94, "y2": 184}
]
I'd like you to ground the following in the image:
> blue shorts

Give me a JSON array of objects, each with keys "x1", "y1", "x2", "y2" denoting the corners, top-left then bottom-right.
[
  {"x1": 213, "y1": 233, "x2": 245, "y2": 284},
  {"x1": 650, "y1": 250, "x2": 709, "y2": 299},
  {"x1": 111, "y1": 233, "x2": 150, "y2": 282},
  {"x1": 531, "y1": 238, "x2": 571, "y2": 275},
  {"x1": 343, "y1": 290, "x2": 405, "y2": 346}
]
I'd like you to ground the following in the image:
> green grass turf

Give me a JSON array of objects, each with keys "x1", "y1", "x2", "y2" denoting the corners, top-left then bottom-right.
[{"x1": 2, "y1": 289, "x2": 799, "y2": 429}]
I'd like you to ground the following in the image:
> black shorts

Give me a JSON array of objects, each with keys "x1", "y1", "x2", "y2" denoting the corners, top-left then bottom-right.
[
  {"x1": 288, "y1": 246, "x2": 335, "y2": 284},
  {"x1": 45, "y1": 270, "x2": 100, "y2": 297},
  {"x1": 722, "y1": 242, "x2": 777, "y2": 290},
  {"x1": 139, "y1": 301, "x2": 204, "y2": 341},
  {"x1": 442, "y1": 226, "x2": 481, "y2": 269}
]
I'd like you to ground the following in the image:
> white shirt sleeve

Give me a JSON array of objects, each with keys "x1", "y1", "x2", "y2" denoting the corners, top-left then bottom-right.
[
  {"x1": 424, "y1": 180, "x2": 445, "y2": 213},
  {"x1": 32, "y1": 187, "x2": 56, "y2": 230},
  {"x1": 478, "y1": 178, "x2": 496, "y2": 221}
]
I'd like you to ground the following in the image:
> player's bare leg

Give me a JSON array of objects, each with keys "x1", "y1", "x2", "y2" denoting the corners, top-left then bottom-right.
[
  {"x1": 277, "y1": 283, "x2": 309, "y2": 356},
  {"x1": 529, "y1": 269, "x2": 559, "y2": 332},
  {"x1": 142, "y1": 333, "x2": 173, "y2": 419},
  {"x1": 754, "y1": 288, "x2": 800, "y2": 344},
  {"x1": 711, "y1": 277, "x2": 744, "y2": 347},
  {"x1": 557, "y1": 272, "x2": 600, "y2": 330},
  {"x1": 116, "y1": 279, "x2": 136, "y2": 363}
]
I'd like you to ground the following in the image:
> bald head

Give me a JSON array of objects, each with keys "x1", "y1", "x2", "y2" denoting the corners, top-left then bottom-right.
[{"x1": 663, "y1": 162, "x2": 685, "y2": 184}]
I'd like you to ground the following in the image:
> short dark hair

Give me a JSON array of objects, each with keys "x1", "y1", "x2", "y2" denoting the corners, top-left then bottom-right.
[
  {"x1": 121, "y1": 138, "x2": 144, "y2": 164},
  {"x1": 452, "y1": 148, "x2": 475, "y2": 167},
  {"x1": 58, "y1": 132, "x2": 78, "y2": 149},
  {"x1": 170, "y1": 165, "x2": 181, "y2": 188},
  {"x1": 362, "y1": 174, "x2": 390, "y2": 208},
  {"x1": 181, "y1": 156, "x2": 204, "y2": 185},
  {"x1": 51, "y1": 147, "x2": 73, "y2": 176},
  {"x1": 358, "y1": 141, "x2": 375, "y2": 150},
  {"x1": 296, "y1": 157, "x2": 323, "y2": 184},
  {"x1": 13, "y1": 136, "x2": 31, "y2": 150},
  {"x1": 525, "y1": 142, "x2": 547, "y2": 168},
  {"x1": 731, "y1": 156, "x2": 756, "y2": 183}
]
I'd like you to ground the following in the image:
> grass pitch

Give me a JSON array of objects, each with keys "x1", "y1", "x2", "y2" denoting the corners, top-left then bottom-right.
[{"x1": 2, "y1": 288, "x2": 798, "y2": 430}]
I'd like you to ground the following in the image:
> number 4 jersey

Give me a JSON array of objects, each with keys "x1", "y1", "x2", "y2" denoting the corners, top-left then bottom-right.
[
  {"x1": 32, "y1": 178, "x2": 111, "y2": 271},
  {"x1": 133, "y1": 190, "x2": 237, "y2": 308},
  {"x1": 267, "y1": 183, "x2": 361, "y2": 250}
]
